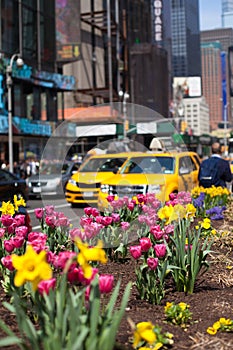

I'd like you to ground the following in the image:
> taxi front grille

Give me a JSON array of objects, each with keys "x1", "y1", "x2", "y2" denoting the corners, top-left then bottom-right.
[
  {"x1": 77, "y1": 182, "x2": 101, "y2": 189},
  {"x1": 112, "y1": 185, "x2": 147, "y2": 197}
]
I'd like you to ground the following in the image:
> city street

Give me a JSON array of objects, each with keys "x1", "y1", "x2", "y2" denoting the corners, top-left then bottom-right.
[{"x1": 26, "y1": 197, "x2": 84, "y2": 231}]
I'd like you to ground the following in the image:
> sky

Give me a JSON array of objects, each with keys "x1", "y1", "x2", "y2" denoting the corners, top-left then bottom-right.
[{"x1": 199, "y1": 0, "x2": 222, "y2": 30}]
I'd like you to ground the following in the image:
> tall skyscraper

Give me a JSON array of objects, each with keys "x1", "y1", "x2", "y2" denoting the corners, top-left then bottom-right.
[
  {"x1": 170, "y1": 0, "x2": 201, "y2": 77},
  {"x1": 222, "y1": 0, "x2": 233, "y2": 27}
]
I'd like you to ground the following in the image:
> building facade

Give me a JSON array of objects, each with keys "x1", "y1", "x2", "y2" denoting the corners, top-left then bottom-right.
[
  {"x1": 222, "y1": 0, "x2": 233, "y2": 27},
  {"x1": 201, "y1": 28, "x2": 233, "y2": 128},
  {"x1": 183, "y1": 97, "x2": 210, "y2": 136},
  {"x1": 170, "y1": 0, "x2": 201, "y2": 77},
  {"x1": 0, "y1": 0, "x2": 77, "y2": 162},
  {"x1": 201, "y1": 42, "x2": 223, "y2": 131}
]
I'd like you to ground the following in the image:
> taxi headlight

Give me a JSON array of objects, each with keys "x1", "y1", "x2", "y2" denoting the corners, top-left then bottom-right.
[
  {"x1": 68, "y1": 178, "x2": 77, "y2": 186},
  {"x1": 100, "y1": 184, "x2": 110, "y2": 193},
  {"x1": 148, "y1": 184, "x2": 161, "y2": 194}
]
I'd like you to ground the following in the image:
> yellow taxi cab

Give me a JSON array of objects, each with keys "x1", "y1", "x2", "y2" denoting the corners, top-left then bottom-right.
[
  {"x1": 98, "y1": 151, "x2": 201, "y2": 211},
  {"x1": 65, "y1": 152, "x2": 141, "y2": 207}
]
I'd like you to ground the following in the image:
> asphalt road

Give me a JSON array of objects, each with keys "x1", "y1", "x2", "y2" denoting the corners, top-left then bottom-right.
[{"x1": 26, "y1": 197, "x2": 84, "y2": 231}]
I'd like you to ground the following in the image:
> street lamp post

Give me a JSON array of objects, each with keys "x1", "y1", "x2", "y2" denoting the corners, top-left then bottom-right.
[
  {"x1": 6, "y1": 54, "x2": 24, "y2": 173},
  {"x1": 119, "y1": 90, "x2": 129, "y2": 140}
]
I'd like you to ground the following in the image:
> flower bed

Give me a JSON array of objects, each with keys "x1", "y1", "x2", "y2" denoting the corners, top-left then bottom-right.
[{"x1": 0, "y1": 188, "x2": 233, "y2": 349}]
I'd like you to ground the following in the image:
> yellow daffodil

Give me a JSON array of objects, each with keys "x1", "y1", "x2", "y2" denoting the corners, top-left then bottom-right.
[
  {"x1": 207, "y1": 326, "x2": 217, "y2": 335},
  {"x1": 0, "y1": 201, "x2": 15, "y2": 216},
  {"x1": 76, "y1": 240, "x2": 107, "y2": 279},
  {"x1": 179, "y1": 302, "x2": 189, "y2": 311},
  {"x1": 201, "y1": 218, "x2": 211, "y2": 230},
  {"x1": 211, "y1": 229, "x2": 217, "y2": 235},
  {"x1": 133, "y1": 322, "x2": 156, "y2": 348},
  {"x1": 153, "y1": 343, "x2": 163, "y2": 350},
  {"x1": 173, "y1": 204, "x2": 186, "y2": 220},
  {"x1": 11, "y1": 245, "x2": 52, "y2": 291},
  {"x1": 13, "y1": 195, "x2": 26, "y2": 211},
  {"x1": 212, "y1": 321, "x2": 221, "y2": 330},
  {"x1": 157, "y1": 205, "x2": 173, "y2": 223},
  {"x1": 219, "y1": 318, "x2": 233, "y2": 326},
  {"x1": 185, "y1": 203, "x2": 196, "y2": 218},
  {"x1": 164, "y1": 302, "x2": 173, "y2": 312}
]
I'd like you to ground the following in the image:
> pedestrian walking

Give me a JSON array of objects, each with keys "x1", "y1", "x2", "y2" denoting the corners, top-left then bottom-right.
[{"x1": 198, "y1": 142, "x2": 232, "y2": 188}]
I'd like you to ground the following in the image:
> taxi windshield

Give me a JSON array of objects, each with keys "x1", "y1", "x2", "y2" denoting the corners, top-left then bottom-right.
[
  {"x1": 79, "y1": 157, "x2": 127, "y2": 173},
  {"x1": 120, "y1": 156, "x2": 175, "y2": 174}
]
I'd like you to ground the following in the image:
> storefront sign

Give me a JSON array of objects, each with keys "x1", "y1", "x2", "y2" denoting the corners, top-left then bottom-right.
[{"x1": 6, "y1": 59, "x2": 76, "y2": 91}]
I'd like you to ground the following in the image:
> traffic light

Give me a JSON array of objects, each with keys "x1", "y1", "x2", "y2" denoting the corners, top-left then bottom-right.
[
  {"x1": 180, "y1": 120, "x2": 187, "y2": 133},
  {"x1": 125, "y1": 119, "x2": 129, "y2": 132}
]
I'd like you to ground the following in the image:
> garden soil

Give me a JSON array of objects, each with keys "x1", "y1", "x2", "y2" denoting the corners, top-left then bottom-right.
[{"x1": 0, "y1": 219, "x2": 233, "y2": 349}]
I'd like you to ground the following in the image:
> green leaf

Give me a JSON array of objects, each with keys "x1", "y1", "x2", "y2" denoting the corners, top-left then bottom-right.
[{"x1": 0, "y1": 336, "x2": 23, "y2": 347}]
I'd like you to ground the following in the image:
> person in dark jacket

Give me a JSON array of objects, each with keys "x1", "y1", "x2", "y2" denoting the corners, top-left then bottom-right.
[{"x1": 198, "y1": 142, "x2": 232, "y2": 188}]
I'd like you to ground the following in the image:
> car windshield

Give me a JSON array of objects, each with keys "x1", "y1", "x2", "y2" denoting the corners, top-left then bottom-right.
[
  {"x1": 40, "y1": 163, "x2": 70, "y2": 175},
  {"x1": 79, "y1": 157, "x2": 127, "y2": 173},
  {"x1": 120, "y1": 156, "x2": 175, "y2": 174}
]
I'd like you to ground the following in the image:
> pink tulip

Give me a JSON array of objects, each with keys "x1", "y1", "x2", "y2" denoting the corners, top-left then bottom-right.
[
  {"x1": 38, "y1": 278, "x2": 56, "y2": 295},
  {"x1": 150, "y1": 225, "x2": 164, "y2": 240},
  {"x1": 99, "y1": 274, "x2": 114, "y2": 293},
  {"x1": 34, "y1": 208, "x2": 44, "y2": 219},
  {"x1": 127, "y1": 202, "x2": 135, "y2": 211},
  {"x1": 136, "y1": 194, "x2": 146, "y2": 204},
  {"x1": 1, "y1": 255, "x2": 14, "y2": 271},
  {"x1": 15, "y1": 226, "x2": 28, "y2": 238},
  {"x1": 7, "y1": 224, "x2": 16, "y2": 234},
  {"x1": 0, "y1": 228, "x2": 5, "y2": 238},
  {"x1": 4, "y1": 239, "x2": 15, "y2": 253},
  {"x1": 107, "y1": 195, "x2": 115, "y2": 202},
  {"x1": 164, "y1": 224, "x2": 174, "y2": 235},
  {"x1": 12, "y1": 236, "x2": 25, "y2": 249},
  {"x1": 147, "y1": 257, "x2": 159, "y2": 270},
  {"x1": 45, "y1": 215, "x2": 56, "y2": 228},
  {"x1": 77, "y1": 267, "x2": 99, "y2": 285},
  {"x1": 154, "y1": 244, "x2": 167, "y2": 258},
  {"x1": 67, "y1": 267, "x2": 80, "y2": 283},
  {"x1": 46, "y1": 251, "x2": 55, "y2": 264},
  {"x1": 84, "y1": 207, "x2": 93, "y2": 216},
  {"x1": 101, "y1": 216, "x2": 113, "y2": 226},
  {"x1": 139, "y1": 237, "x2": 152, "y2": 252},
  {"x1": 121, "y1": 221, "x2": 130, "y2": 231},
  {"x1": 111, "y1": 213, "x2": 120, "y2": 223},
  {"x1": 185, "y1": 244, "x2": 193, "y2": 251},
  {"x1": 91, "y1": 208, "x2": 99, "y2": 217},
  {"x1": 28, "y1": 240, "x2": 47, "y2": 253},
  {"x1": 28, "y1": 232, "x2": 47, "y2": 242},
  {"x1": 53, "y1": 251, "x2": 76, "y2": 270},
  {"x1": 85, "y1": 285, "x2": 91, "y2": 301},
  {"x1": 14, "y1": 214, "x2": 26, "y2": 226},
  {"x1": 45, "y1": 205, "x2": 55, "y2": 215},
  {"x1": 80, "y1": 217, "x2": 93, "y2": 227},
  {"x1": 129, "y1": 245, "x2": 142, "y2": 259},
  {"x1": 1, "y1": 215, "x2": 14, "y2": 227},
  {"x1": 55, "y1": 216, "x2": 70, "y2": 227}
]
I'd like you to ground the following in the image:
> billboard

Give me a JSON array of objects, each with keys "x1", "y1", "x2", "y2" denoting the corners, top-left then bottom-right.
[
  {"x1": 56, "y1": 0, "x2": 81, "y2": 62},
  {"x1": 173, "y1": 77, "x2": 202, "y2": 99}
]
